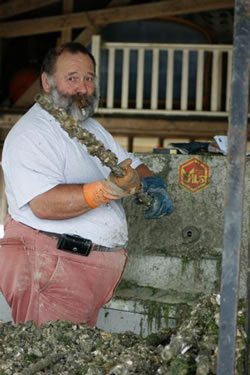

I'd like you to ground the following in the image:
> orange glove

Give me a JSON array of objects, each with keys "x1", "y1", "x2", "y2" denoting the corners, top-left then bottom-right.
[
  {"x1": 83, "y1": 159, "x2": 140, "y2": 209},
  {"x1": 108, "y1": 158, "x2": 140, "y2": 194}
]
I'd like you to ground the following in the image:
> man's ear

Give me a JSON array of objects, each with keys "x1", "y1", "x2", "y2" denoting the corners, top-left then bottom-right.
[{"x1": 41, "y1": 72, "x2": 51, "y2": 93}]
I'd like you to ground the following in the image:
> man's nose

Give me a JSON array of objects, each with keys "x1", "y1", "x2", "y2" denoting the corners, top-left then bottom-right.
[{"x1": 77, "y1": 79, "x2": 88, "y2": 94}]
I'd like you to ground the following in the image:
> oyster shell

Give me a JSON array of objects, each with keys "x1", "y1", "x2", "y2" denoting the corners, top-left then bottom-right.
[{"x1": 0, "y1": 294, "x2": 246, "y2": 374}]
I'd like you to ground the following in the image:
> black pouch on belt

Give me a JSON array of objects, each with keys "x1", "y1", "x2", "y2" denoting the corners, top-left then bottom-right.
[{"x1": 57, "y1": 234, "x2": 92, "y2": 256}]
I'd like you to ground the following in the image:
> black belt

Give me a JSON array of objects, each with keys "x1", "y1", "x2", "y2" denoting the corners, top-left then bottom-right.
[{"x1": 39, "y1": 231, "x2": 123, "y2": 255}]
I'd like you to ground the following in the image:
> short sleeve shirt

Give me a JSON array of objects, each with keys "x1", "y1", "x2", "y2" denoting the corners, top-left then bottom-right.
[{"x1": 2, "y1": 103, "x2": 142, "y2": 247}]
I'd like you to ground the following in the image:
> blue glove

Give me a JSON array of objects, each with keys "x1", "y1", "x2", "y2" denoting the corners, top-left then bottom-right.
[{"x1": 141, "y1": 176, "x2": 173, "y2": 219}]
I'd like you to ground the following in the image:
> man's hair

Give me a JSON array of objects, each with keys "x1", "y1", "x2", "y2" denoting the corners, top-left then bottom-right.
[{"x1": 40, "y1": 42, "x2": 96, "y2": 77}]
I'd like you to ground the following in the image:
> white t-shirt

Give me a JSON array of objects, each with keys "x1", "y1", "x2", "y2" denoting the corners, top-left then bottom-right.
[{"x1": 2, "y1": 103, "x2": 142, "y2": 247}]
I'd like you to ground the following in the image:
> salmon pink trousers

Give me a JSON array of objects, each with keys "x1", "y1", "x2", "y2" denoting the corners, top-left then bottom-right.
[{"x1": 0, "y1": 216, "x2": 127, "y2": 326}]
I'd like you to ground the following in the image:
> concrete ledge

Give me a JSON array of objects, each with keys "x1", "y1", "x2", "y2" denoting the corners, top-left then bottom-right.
[
  {"x1": 96, "y1": 282, "x2": 200, "y2": 337},
  {"x1": 122, "y1": 254, "x2": 220, "y2": 294}
]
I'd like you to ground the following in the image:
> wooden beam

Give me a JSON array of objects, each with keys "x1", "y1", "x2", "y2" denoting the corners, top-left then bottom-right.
[
  {"x1": 75, "y1": 0, "x2": 131, "y2": 46},
  {"x1": 75, "y1": 27, "x2": 102, "y2": 46},
  {"x1": 0, "y1": 114, "x2": 232, "y2": 139},
  {"x1": 0, "y1": 0, "x2": 60, "y2": 20},
  {"x1": 107, "y1": 0, "x2": 132, "y2": 6},
  {"x1": 94, "y1": 116, "x2": 231, "y2": 139},
  {"x1": 14, "y1": 79, "x2": 41, "y2": 107},
  {"x1": 2, "y1": 112, "x2": 250, "y2": 146},
  {"x1": 59, "y1": 0, "x2": 73, "y2": 44},
  {"x1": 0, "y1": 0, "x2": 234, "y2": 38}
]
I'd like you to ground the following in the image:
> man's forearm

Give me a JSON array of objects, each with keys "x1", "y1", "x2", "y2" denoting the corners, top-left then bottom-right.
[
  {"x1": 29, "y1": 164, "x2": 152, "y2": 221},
  {"x1": 29, "y1": 184, "x2": 91, "y2": 220}
]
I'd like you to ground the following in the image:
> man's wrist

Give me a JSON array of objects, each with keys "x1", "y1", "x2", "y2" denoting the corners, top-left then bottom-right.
[{"x1": 82, "y1": 182, "x2": 112, "y2": 209}]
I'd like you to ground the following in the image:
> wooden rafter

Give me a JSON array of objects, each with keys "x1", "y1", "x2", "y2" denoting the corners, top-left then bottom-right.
[
  {"x1": 0, "y1": 0, "x2": 234, "y2": 38},
  {"x1": 60, "y1": 0, "x2": 73, "y2": 44},
  {"x1": 75, "y1": 0, "x2": 131, "y2": 46},
  {"x1": 106, "y1": 0, "x2": 132, "y2": 6},
  {"x1": 0, "y1": 0, "x2": 60, "y2": 20}
]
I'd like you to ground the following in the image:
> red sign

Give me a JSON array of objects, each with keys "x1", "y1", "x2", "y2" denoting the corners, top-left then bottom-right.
[{"x1": 179, "y1": 158, "x2": 210, "y2": 193}]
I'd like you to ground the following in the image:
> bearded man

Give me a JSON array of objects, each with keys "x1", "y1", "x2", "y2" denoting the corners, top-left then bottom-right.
[{"x1": 0, "y1": 42, "x2": 173, "y2": 326}]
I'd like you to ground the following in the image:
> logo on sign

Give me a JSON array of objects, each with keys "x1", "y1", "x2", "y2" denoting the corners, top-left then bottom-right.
[{"x1": 179, "y1": 158, "x2": 210, "y2": 193}]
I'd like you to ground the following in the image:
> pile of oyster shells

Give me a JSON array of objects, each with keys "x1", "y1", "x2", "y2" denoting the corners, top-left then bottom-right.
[{"x1": 0, "y1": 294, "x2": 246, "y2": 375}]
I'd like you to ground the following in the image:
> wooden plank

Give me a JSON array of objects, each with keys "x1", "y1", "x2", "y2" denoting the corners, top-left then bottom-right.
[
  {"x1": 0, "y1": 0, "x2": 234, "y2": 38},
  {"x1": 60, "y1": 0, "x2": 73, "y2": 44},
  {"x1": 93, "y1": 116, "x2": 231, "y2": 138},
  {"x1": 91, "y1": 35, "x2": 101, "y2": 76},
  {"x1": 151, "y1": 48, "x2": 159, "y2": 110},
  {"x1": 180, "y1": 49, "x2": 189, "y2": 110},
  {"x1": 211, "y1": 50, "x2": 222, "y2": 111},
  {"x1": 0, "y1": 114, "x2": 231, "y2": 137},
  {"x1": 75, "y1": 26, "x2": 102, "y2": 46},
  {"x1": 136, "y1": 48, "x2": 144, "y2": 109},
  {"x1": 121, "y1": 48, "x2": 130, "y2": 109},
  {"x1": 166, "y1": 49, "x2": 174, "y2": 109},
  {"x1": 107, "y1": 48, "x2": 115, "y2": 108},
  {"x1": 0, "y1": 0, "x2": 59, "y2": 20},
  {"x1": 107, "y1": 0, "x2": 132, "y2": 6},
  {"x1": 2, "y1": 112, "x2": 250, "y2": 142},
  {"x1": 226, "y1": 50, "x2": 233, "y2": 112},
  {"x1": 195, "y1": 50, "x2": 204, "y2": 111}
]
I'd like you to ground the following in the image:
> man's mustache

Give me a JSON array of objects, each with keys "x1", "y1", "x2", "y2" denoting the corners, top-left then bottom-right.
[
  {"x1": 49, "y1": 86, "x2": 99, "y2": 121},
  {"x1": 73, "y1": 93, "x2": 90, "y2": 108}
]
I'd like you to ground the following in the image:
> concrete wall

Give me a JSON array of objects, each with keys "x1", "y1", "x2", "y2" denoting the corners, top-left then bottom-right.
[
  {"x1": 122, "y1": 153, "x2": 248, "y2": 297},
  {"x1": 98, "y1": 153, "x2": 249, "y2": 335}
]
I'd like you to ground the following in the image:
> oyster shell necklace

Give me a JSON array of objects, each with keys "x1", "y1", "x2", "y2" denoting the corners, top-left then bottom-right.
[{"x1": 34, "y1": 93, "x2": 152, "y2": 207}]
